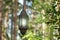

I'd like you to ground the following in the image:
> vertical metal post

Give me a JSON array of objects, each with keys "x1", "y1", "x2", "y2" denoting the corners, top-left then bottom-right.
[
  {"x1": 0, "y1": 0, "x2": 3, "y2": 40},
  {"x1": 24, "y1": 0, "x2": 26, "y2": 11},
  {"x1": 13, "y1": 0, "x2": 18, "y2": 40}
]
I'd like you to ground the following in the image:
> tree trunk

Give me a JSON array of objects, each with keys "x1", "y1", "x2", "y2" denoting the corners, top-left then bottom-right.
[
  {"x1": 12, "y1": 0, "x2": 18, "y2": 40},
  {"x1": 0, "y1": 0, "x2": 3, "y2": 40}
]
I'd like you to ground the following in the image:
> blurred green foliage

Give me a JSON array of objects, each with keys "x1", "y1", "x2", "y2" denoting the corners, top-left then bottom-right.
[
  {"x1": 2, "y1": 0, "x2": 60, "y2": 40},
  {"x1": 22, "y1": 30, "x2": 42, "y2": 40}
]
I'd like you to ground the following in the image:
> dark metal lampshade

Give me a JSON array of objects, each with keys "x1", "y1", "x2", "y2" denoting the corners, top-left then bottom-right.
[{"x1": 19, "y1": 10, "x2": 28, "y2": 35}]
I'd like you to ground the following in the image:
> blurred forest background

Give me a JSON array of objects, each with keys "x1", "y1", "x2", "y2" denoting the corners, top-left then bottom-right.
[{"x1": 1, "y1": 0, "x2": 60, "y2": 40}]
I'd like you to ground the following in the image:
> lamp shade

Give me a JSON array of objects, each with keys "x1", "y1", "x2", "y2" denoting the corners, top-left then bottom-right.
[{"x1": 19, "y1": 10, "x2": 28, "y2": 35}]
